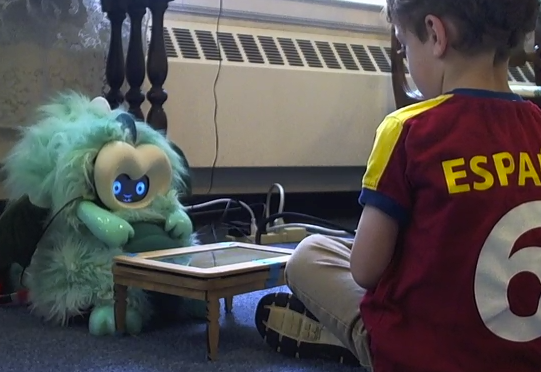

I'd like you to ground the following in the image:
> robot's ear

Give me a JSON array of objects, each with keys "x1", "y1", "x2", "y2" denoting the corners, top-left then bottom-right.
[
  {"x1": 116, "y1": 113, "x2": 137, "y2": 143},
  {"x1": 90, "y1": 97, "x2": 112, "y2": 115},
  {"x1": 0, "y1": 195, "x2": 50, "y2": 270}
]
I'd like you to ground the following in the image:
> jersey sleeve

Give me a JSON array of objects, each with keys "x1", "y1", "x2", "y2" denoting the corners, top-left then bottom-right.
[{"x1": 359, "y1": 116, "x2": 412, "y2": 225}]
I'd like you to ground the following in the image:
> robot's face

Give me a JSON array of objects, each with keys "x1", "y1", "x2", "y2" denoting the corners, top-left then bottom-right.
[
  {"x1": 93, "y1": 141, "x2": 172, "y2": 211},
  {"x1": 113, "y1": 174, "x2": 150, "y2": 203}
]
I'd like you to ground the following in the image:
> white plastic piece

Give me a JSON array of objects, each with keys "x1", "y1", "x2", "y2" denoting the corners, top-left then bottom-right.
[{"x1": 90, "y1": 96, "x2": 112, "y2": 114}]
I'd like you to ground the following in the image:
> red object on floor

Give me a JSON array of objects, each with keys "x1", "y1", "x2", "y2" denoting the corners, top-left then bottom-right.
[{"x1": 18, "y1": 289, "x2": 28, "y2": 304}]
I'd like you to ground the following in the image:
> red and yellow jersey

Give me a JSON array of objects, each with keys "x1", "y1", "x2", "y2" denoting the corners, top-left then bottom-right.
[{"x1": 359, "y1": 89, "x2": 541, "y2": 372}]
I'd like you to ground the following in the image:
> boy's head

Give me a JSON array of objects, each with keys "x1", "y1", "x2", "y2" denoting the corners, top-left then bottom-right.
[{"x1": 387, "y1": 0, "x2": 539, "y2": 98}]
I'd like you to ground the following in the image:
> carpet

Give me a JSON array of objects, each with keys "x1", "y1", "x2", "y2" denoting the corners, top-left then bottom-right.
[{"x1": 0, "y1": 286, "x2": 360, "y2": 372}]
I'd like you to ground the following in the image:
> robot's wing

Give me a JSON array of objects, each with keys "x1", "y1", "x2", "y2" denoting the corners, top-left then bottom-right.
[{"x1": 0, "y1": 195, "x2": 50, "y2": 271}]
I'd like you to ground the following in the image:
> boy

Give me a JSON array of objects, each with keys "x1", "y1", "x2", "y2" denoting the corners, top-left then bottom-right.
[{"x1": 254, "y1": 0, "x2": 541, "y2": 371}]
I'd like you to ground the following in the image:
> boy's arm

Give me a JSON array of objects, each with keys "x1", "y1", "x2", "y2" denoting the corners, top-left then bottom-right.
[
  {"x1": 350, "y1": 116, "x2": 412, "y2": 289},
  {"x1": 350, "y1": 205, "x2": 399, "y2": 289}
]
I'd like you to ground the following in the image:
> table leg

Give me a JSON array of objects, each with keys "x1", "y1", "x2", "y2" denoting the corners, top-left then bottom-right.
[
  {"x1": 114, "y1": 283, "x2": 128, "y2": 334},
  {"x1": 206, "y1": 295, "x2": 220, "y2": 361},
  {"x1": 224, "y1": 296, "x2": 233, "y2": 313}
]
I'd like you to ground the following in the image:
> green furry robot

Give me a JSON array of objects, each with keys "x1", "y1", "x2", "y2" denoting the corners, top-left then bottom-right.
[{"x1": 0, "y1": 93, "x2": 201, "y2": 335}]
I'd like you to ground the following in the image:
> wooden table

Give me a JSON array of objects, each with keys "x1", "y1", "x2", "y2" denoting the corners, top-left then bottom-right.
[{"x1": 113, "y1": 242, "x2": 292, "y2": 361}]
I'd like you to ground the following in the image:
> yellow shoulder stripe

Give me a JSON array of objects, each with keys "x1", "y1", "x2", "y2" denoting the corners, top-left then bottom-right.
[{"x1": 363, "y1": 94, "x2": 453, "y2": 190}]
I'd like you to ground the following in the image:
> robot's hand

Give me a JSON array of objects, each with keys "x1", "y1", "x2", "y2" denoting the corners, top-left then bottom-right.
[
  {"x1": 77, "y1": 201, "x2": 134, "y2": 248},
  {"x1": 164, "y1": 209, "x2": 193, "y2": 241}
]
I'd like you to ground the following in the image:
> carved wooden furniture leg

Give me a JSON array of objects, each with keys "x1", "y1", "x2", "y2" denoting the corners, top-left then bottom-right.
[
  {"x1": 533, "y1": 25, "x2": 541, "y2": 107},
  {"x1": 101, "y1": 0, "x2": 128, "y2": 109},
  {"x1": 146, "y1": 0, "x2": 172, "y2": 133},
  {"x1": 390, "y1": 27, "x2": 423, "y2": 109},
  {"x1": 224, "y1": 296, "x2": 233, "y2": 313},
  {"x1": 206, "y1": 294, "x2": 221, "y2": 361},
  {"x1": 125, "y1": 0, "x2": 148, "y2": 121},
  {"x1": 114, "y1": 283, "x2": 128, "y2": 334}
]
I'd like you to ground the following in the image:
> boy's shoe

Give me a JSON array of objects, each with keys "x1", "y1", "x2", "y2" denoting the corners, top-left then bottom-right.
[{"x1": 254, "y1": 292, "x2": 359, "y2": 365}]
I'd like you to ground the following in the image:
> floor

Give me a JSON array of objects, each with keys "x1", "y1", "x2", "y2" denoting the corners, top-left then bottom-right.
[
  {"x1": 1, "y1": 287, "x2": 361, "y2": 372},
  {"x1": 0, "y1": 221, "x2": 360, "y2": 372}
]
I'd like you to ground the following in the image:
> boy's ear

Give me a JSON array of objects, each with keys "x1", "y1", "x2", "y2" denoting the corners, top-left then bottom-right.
[{"x1": 425, "y1": 15, "x2": 449, "y2": 57}]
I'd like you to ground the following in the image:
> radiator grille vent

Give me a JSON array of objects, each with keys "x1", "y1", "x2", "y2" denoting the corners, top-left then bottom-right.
[
  {"x1": 156, "y1": 27, "x2": 536, "y2": 83},
  {"x1": 170, "y1": 28, "x2": 198, "y2": 59},
  {"x1": 238, "y1": 34, "x2": 265, "y2": 64},
  {"x1": 163, "y1": 27, "x2": 178, "y2": 58},
  {"x1": 258, "y1": 36, "x2": 285, "y2": 65},
  {"x1": 217, "y1": 32, "x2": 243, "y2": 62},
  {"x1": 350, "y1": 44, "x2": 376, "y2": 72},
  {"x1": 277, "y1": 37, "x2": 304, "y2": 67},
  {"x1": 316, "y1": 41, "x2": 341, "y2": 69},
  {"x1": 333, "y1": 43, "x2": 358, "y2": 71},
  {"x1": 194, "y1": 30, "x2": 221, "y2": 61}
]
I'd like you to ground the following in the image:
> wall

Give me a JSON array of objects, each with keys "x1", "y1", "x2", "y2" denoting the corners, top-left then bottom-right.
[
  {"x1": 169, "y1": 0, "x2": 387, "y2": 34},
  {"x1": 0, "y1": 1, "x2": 388, "y2": 198},
  {"x1": 165, "y1": 0, "x2": 389, "y2": 195}
]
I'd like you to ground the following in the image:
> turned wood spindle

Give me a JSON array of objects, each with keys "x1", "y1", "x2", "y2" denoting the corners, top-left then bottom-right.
[
  {"x1": 101, "y1": 0, "x2": 128, "y2": 109},
  {"x1": 146, "y1": 0, "x2": 172, "y2": 134},
  {"x1": 390, "y1": 27, "x2": 423, "y2": 109},
  {"x1": 125, "y1": 0, "x2": 148, "y2": 121},
  {"x1": 533, "y1": 26, "x2": 541, "y2": 87}
]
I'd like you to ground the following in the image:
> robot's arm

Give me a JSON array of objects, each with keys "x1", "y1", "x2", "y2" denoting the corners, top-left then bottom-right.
[
  {"x1": 165, "y1": 208, "x2": 193, "y2": 241},
  {"x1": 76, "y1": 200, "x2": 134, "y2": 248},
  {"x1": 149, "y1": 192, "x2": 194, "y2": 244}
]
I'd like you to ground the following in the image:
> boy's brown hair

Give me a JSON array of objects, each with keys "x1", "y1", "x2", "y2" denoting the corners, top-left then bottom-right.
[{"x1": 386, "y1": 0, "x2": 540, "y2": 62}]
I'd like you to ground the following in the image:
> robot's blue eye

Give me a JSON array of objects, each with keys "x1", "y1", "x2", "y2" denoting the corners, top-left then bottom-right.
[
  {"x1": 135, "y1": 181, "x2": 146, "y2": 195},
  {"x1": 112, "y1": 181, "x2": 122, "y2": 195}
]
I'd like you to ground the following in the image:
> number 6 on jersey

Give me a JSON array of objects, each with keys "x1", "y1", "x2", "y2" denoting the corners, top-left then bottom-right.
[{"x1": 475, "y1": 201, "x2": 541, "y2": 343}]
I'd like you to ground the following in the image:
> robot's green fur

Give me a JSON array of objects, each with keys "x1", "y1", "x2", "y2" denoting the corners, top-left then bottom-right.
[{"x1": 2, "y1": 92, "x2": 198, "y2": 335}]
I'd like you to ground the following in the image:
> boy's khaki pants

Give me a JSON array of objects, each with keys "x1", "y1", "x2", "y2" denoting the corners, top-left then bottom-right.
[{"x1": 285, "y1": 234, "x2": 373, "y2": 370}]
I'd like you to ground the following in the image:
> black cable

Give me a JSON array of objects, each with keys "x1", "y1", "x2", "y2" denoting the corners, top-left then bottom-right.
[
  {"x1": 210, "y1": 223, "x2": 220, "y2": 244},
  {"x1": 228, "y1": 220, "x2": 250, "y2": 226},
  {"x1": 219, "y1": 198, "x2": 233, "y2": 224},
  {"x1": 224, "y1": 220, "x2": 251, "y2": 238},
  {"x1": 223, "y1": 222, "x2": 253, "y2": 242},
  {"x1": 191, "y1": 199, "x2": 261, "y2": 239},
  {"x1": 0, "y1": 196, "x2": 82, "y2": 304},
  {"x1": 188, "y1": 199, "x2": 261, "y2": 233},
  {"x1": 255, "y1": 212, "x2": 356, "y2": 245},
  {"x1": 218, "y1": 197, "x2": 261, "y2": 223},
  {"x1": 216, "y1": 199, "x2": 248, "y2": 237},
  {"x1": 205, "y1": 0, "x2": 224, "y2": 194}
]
